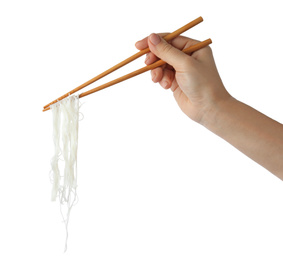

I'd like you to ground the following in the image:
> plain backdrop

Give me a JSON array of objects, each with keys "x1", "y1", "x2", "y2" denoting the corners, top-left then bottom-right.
[{"x1": 1, "y1": 0, "x2": 283, "y2": 259}]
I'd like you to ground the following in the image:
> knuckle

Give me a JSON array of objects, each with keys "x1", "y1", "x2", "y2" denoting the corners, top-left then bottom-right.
[
  {"x1": 161, "y1": 43, "x2": 173, "y2": 54},
  {"x1": 203, "y1": 45, "x2": 213, "y2": 55}
]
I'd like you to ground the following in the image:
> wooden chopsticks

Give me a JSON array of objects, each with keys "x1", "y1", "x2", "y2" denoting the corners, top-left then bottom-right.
[
  {"x1": 79, "y1": 39, "x2": 212, "y2": 98},
  {"x1": 43, "y1": 17, "x2": 209, "y2": 112}
]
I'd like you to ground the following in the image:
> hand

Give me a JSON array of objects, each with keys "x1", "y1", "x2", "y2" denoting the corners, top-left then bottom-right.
[{"x1": 135, "y1": 33, "x2": 231, "y2": 124}]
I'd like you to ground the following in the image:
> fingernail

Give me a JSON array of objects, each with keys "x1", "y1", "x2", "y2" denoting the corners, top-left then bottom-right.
[
  {"x1": 149, "y1": 33, "x2": 161, "y2": 46},
  {"x1": 162, "y1": 81, "x2": 168, "y2": 89}
]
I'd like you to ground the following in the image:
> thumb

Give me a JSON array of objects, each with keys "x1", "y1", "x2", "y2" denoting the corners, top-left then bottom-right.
[{"x1": 148, "y1": 33, "x2": 190, "y2": 71}]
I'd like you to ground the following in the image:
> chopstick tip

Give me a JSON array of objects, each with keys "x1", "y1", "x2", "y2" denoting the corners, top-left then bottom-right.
[{"x1": 42, "y1": 106, "x2": 50, "y2": 112}]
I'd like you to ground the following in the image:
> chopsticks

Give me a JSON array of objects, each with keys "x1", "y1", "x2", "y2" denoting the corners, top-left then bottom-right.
[
  {"x1": 43, "y1": 38, "x2": 212, "y2": 111},
  {"x1": 79, "y1": 39, "x2": 212, "y2": 98},
  {"x1": 43, "y1": 16, "x2": 208, "y2": 112}
]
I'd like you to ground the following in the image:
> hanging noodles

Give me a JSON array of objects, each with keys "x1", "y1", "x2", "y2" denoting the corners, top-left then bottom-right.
[{"x1": 50, "y1": 95, "x2": 80, "y2": 252}]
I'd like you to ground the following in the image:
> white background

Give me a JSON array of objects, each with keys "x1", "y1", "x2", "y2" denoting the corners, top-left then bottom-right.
[{"x1": 1, "y1": 0, "x2": 283, "y2": 259}]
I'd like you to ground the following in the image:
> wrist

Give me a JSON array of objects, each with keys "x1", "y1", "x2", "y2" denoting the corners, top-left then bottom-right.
[{"x1": 199, "y1": 93, "x2": 236, "y2": 133}]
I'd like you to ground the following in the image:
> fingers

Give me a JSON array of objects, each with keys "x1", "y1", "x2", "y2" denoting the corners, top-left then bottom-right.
[
  {"x1": 147, "y1": 33, "x2": 191, "y2": 71},
  {"x1": 136, "y1": 33, "x2": 168, "y2": 66},
  {"x1": 135, "y1": 33, "x2": 202, "y2": 90},
  {"x1": 145, "y1": 52, "x2": 158, "y2": 65},
  {"x1": 151, "y1": 67, "x2": 163, "y2": 83},
  {"x1": 135, "y1": 37, "x2": 148, "y2": 50},
  {"x1": 170, "y1": 36, "x2": 200, "y2": 51},
  {"x1": 159, "y1": 69, "x2": 175, "y2": 89},
  {"x1": 135, "y1": 33, "x2": 199, "y2": 51},
  {"x1": 136, "y1": 33, "x2": 200, "y2": 67},
  {"x1": 135, "y1": 33, "x2": 168, "y2": 50},
  {"x1": 151, "y1": 67, "x2": 175, "y2": 89}
]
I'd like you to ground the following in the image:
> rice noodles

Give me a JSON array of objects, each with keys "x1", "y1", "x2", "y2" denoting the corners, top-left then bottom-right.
[{"x1": 50, "y1": 95, "x2": 80, "y2": 252}]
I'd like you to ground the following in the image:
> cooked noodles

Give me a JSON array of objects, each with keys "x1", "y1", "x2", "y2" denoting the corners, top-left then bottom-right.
[{"x1": 50, "y1": 95, "x2": 80, "y2": 252}]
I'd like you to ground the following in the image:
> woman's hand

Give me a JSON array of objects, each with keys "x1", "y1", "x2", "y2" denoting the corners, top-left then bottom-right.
[{"x1": 135, "y1": 33, "x2": 231, "y2": 124}]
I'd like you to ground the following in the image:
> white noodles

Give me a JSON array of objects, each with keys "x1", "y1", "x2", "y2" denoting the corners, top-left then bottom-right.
[{"x1": 50, "y1": 95, "x2": 80, "y2": 252}]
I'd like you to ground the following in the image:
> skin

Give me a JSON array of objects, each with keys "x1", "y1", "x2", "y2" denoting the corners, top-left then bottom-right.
[{"x1": 135, "y1": 33, "x2": 283, "y2": 180}]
